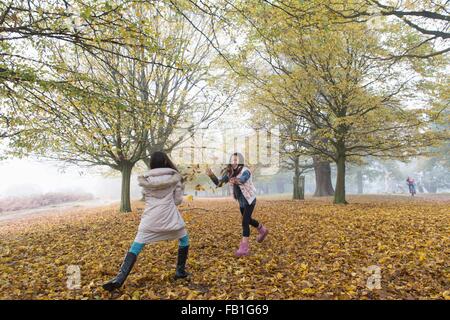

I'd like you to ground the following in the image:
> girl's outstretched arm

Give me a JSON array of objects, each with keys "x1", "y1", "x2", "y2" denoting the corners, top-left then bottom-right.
[{"x1": 206, "y1": 168, "x2": 229, "y2": 187}]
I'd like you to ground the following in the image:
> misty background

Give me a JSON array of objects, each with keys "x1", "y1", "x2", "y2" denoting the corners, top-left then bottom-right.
[
  {"x1": 0, "y1": 158, "x2": 142, "y2": 200},
  {"x1": 1, "y1": 152, "x2": 448, "y2": 212}
]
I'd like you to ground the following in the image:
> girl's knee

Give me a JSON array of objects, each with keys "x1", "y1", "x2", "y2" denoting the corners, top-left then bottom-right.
[{"x1": 179, "y1": 234, "x2": 189, "y2": 248}]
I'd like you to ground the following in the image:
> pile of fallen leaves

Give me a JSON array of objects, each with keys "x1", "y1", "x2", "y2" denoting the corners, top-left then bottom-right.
[{"x1": 0, "y1": 195, "x2": 449, "y2": 300}]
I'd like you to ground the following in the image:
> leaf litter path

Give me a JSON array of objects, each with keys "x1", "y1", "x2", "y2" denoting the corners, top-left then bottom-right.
[{"x1": 0, "y1": 195, "x2": 449, "y2": 300}]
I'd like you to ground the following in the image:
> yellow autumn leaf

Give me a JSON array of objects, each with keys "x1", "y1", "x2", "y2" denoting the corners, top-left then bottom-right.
[
  {"x1": 442, "y1": 291, "x2": 450, "y2": 300},
  {"x1": 132, "y1": 291, "x2": 140, "y2": 300},
  {"x1": 301, "y1": 288, "x2": 316, "y2": 295},
  {"x1": 418, "y1": 252, "x2": 427, "y2": 262}
]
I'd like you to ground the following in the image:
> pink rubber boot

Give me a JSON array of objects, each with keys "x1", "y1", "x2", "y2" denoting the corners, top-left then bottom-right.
[
  {"x1": 256, "y1": 224, "x2": 269, "y2": 243},
  {"x1": 235, "y1": 240, "x2": 250, "y2": 257}
]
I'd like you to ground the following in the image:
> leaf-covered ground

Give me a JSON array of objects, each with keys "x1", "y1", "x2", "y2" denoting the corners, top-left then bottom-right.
[{"x1": 0, "y1": 195, "x2": 449, "y2": 300}]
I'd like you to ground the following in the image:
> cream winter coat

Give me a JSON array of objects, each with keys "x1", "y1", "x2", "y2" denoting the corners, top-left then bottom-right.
[{"x1": 134, "y1": 167, "x2": 186, "y2": 244}]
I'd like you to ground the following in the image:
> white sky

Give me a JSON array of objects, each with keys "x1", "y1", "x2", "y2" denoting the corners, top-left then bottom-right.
[{"x1": 0, "y1": 158, "x2": 142, "y2": 199}]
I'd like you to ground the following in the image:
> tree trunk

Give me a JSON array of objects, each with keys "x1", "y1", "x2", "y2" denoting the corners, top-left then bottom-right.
[
  {"x1": 120, "y1": 162, "x2": 133, "y2": 212},
  {"x1": 293, "y1": 176, "x2": 300, "y2": 200},
  {"x1": 293, "y1": 157, "x2": 304, "y2": 200},
  {"x1": 299, "y1": 176, "x2": 305, "y2": 200},
  {"x1": 313, "y1": 158, "x2": 334, "y2": 196},
  {"x1": 424, "y1": 182, "x2": 437, "y2": 193},
  {"x1": 357, "y1": 170, "x2": 363, "y2": 194},
  {"x1": 334, "y1": 154, "x2": 347, "y2": 204}
]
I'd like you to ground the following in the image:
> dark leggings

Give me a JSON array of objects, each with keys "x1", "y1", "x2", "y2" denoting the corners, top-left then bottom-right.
[{"x1": 240, "y1": 200, "x2": 259, "y2": 237}]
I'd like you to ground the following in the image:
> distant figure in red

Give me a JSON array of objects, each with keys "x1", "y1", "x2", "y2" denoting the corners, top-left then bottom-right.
[{"x1": 406, "y1": 177, "x2": 416, "y2": 196}]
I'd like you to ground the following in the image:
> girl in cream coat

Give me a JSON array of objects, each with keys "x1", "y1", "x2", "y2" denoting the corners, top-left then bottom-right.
[{"x1": 103, "y1": 152, "x2": 189, "y2": 292}]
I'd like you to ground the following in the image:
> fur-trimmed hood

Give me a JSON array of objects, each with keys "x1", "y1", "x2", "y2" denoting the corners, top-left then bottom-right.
[{"x1": 138, "y1": 168, "x2": 182, "y2": 198}]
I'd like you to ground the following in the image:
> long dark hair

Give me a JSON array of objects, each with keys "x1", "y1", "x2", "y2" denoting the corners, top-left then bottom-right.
[
  {"x1": 221, "y1": 152, "x2": 245, "y2": 178},
  {"x1": 150, "y1": 151, "x2": 179, "y2": 172}
]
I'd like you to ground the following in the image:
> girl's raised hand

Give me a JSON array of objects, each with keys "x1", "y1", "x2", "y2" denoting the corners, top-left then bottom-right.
[
  {"x1": 205, "y1": 167, "x2": 213, "y2": 176},
  {"x1": 230, "y1": 177, "x2": 239, "y2": 185}
]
